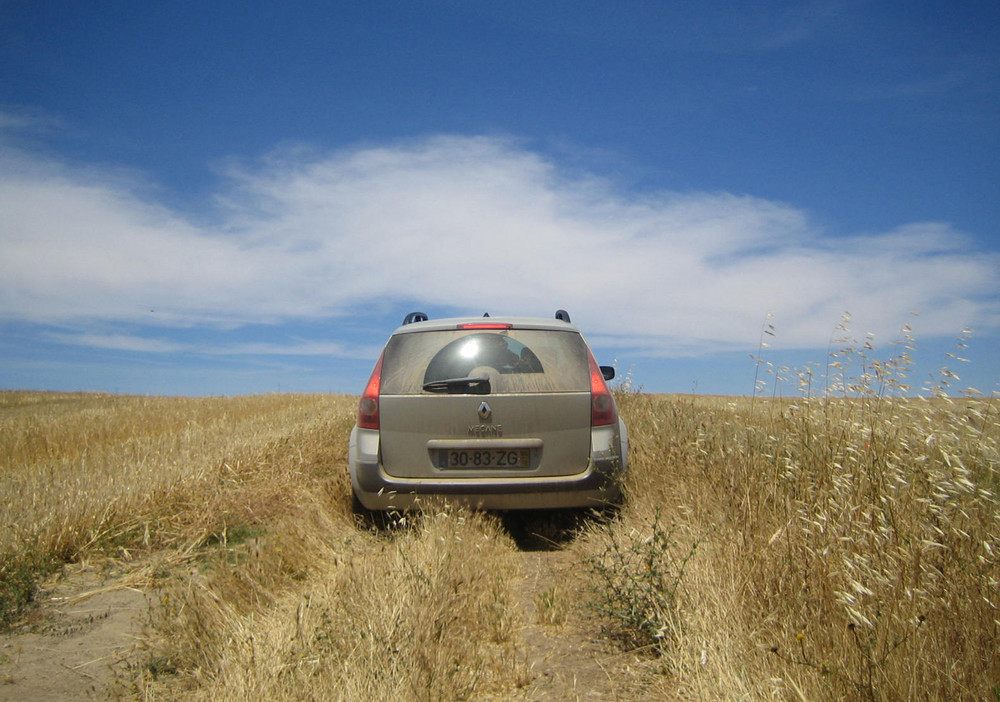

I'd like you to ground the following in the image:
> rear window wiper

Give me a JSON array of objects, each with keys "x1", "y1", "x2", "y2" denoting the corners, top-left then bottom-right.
[{"x1": 422, "y1": 377, "x2": 492, "y2": 395}]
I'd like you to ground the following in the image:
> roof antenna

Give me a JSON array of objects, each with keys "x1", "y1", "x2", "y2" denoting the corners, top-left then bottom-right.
[{"x1": 483, "y1": 312, "x2": 490, "y2": 317}]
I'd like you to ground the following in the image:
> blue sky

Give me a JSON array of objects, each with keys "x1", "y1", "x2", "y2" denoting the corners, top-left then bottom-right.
[{"x1": 1, "y1": 1, "x2": 998, "y2": 396}]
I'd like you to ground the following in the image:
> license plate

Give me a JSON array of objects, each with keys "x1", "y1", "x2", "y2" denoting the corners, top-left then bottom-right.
[{"x1": 438, "y1": 448, "x2": 531, "y2": 469}]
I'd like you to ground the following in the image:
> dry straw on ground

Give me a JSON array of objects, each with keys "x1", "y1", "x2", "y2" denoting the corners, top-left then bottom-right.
[
  {"x1": 1, "y1": 325, "x2": 997, "y2": 701},
  {"x1": 596, "y1": 322, "x2": 1000, "y2": 700}
]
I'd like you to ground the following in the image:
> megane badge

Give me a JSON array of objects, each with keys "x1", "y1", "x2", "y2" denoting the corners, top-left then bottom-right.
[{"x1": 478, "y1": 401, "x2": 492, "y2": 420}]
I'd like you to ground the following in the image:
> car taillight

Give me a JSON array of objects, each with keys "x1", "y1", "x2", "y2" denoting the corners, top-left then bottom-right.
[
  {"x1": 357, "y1": 351, "x2": 385, "y2": 430},
  {"x1": 588, "y1": 352, "x2": 617, "y2": 426}
]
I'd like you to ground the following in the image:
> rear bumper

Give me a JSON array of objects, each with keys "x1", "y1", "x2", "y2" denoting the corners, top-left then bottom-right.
[{"x1": 348, "y1": 426, "x2": 625, "y2": 511}]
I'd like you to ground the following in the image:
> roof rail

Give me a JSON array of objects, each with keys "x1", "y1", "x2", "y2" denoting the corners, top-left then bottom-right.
[
  {"x1": 555, "y1": 309, "x2": 571, "y2": 323},
  {"x1": 402, "y1": 312, "x2": 429, "y2": 325}
]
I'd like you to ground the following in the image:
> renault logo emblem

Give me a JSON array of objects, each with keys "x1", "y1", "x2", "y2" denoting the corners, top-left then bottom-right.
[{"x1": 478, "y1": 401, "x2": 492, "y2": 421}]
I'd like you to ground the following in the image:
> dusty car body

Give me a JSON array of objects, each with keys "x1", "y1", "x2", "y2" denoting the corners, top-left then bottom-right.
[{"x1": 348, "y1": 311, "x2": 628, "y2": 511}]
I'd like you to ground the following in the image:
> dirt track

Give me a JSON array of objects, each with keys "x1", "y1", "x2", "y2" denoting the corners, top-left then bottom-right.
[
  {"x1": 512, "y1": 549, "x2": 636, "y2": 700},
  {"x1": 1, "y1": 518, "x2": 649, "y2": 702},
  {"x1": 0, "y1": 563, "x2": 147, "y2": 701}
]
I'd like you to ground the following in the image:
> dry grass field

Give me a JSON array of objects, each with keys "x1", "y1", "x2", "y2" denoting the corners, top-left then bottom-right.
[{"x1": 1, "y1": 375, "x2": 998, "y2": 700}]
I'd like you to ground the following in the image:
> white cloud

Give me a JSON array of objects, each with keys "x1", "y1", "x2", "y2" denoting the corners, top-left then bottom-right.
[
  {"x1": 42, "y1": 332, "x2": 187, "y2": 354},
  {"x1": 41, "y1": 331, "x2": 380, "y2": 359},
  {"x1": 2, "y1": 135, "x2": 997, "y2": 355},
  {"x1": 0, "y1": 107, "x2": 64, "y2": 135}
]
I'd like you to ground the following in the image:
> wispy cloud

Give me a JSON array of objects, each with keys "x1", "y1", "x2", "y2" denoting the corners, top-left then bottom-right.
[
  {"x1": 841, "y1": 60, "x2": 1000, "y2": 103},
  {"x1": 41, "y1": 331, "x2": 380, "y2": 358},
  {"x1": 753, "y1": 0, "x2": 858, "y2": 51},
  {"x1": 473, "y1": 1, "x2": 860, "y2": 54},
  {"x1": 2, "y1": 133, "x2": 997, "y2": 356},
  {"x1": 42, "y1": 332, "x2": 186, "y2": 354},
  {"x1": 0, "y1": 106, "x2": 64, "y2": 134}
]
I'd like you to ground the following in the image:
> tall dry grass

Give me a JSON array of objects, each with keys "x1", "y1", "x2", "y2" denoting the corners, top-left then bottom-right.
[
  {"x1": 586, "y1": 328, "x2": 1000, "y2": 700},
  {"x1": 2, "y1": 392, "x2": 529, "y2": 701},
  {"x1": 0, "y1": 392, "x2": 356, "y2": 624},
  {"x1": 146, "y1": 505, "x2": 524, "y2": 701},
  {"x1": 4, "y1": 321, "x2": 998, "y2": 702}
]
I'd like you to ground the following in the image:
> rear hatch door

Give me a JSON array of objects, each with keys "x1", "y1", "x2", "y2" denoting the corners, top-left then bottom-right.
[
  {"x1": 379, "y1": 392, "x2": 592, "y2": 478},
  {"x1": 377, "y1": 326, "x2": 593, "y2": 480}
]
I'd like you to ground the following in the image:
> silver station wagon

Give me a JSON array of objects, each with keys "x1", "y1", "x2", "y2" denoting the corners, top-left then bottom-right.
[{"x1": 349, "y1": 310, "x2": 629, "y2": 511}]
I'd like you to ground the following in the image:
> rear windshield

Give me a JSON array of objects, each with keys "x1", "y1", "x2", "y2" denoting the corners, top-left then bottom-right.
[{"x1": 380, "y1": 329, "x2": 590, "y2": 394}]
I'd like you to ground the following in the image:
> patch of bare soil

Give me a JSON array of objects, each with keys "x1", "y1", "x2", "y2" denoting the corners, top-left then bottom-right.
[
  {"x1": 0, "y1": 563, "x2": 148, "y2": 702},
  {"x1": 504, "y1": 514, "x2": 653, "y2": 701}
]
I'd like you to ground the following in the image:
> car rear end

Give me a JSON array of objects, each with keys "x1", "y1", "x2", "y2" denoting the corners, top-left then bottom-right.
[{"x1": 348, "y1": 314, "x2": 628, "y2": 511}]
